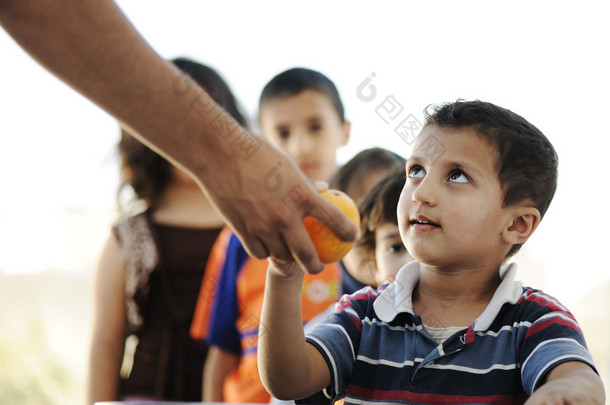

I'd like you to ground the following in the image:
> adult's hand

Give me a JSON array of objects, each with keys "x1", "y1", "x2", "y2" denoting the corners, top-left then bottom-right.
[
  {"x1": 0, "y1": 0, "x2": 358, "y2": 273},
  {"x1": 199, "y1": 135, "x2": 359, "y2": 273}
]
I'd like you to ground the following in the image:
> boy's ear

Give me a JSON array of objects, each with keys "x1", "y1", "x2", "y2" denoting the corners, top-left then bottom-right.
[
  {"x1": 502, "y1": 206, "x2": 541, "y2": 245},
  {"x1": 340, "y1": 121, "x2": 351, "y2": 146}
]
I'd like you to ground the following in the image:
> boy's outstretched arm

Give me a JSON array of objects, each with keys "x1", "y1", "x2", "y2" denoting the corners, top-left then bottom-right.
[
  {"x1": 258, "y1": 260, "x2": 331, "y2": 400},
  {"x1": 525, "y1": 361, "x2": 605, "y2": 405}
]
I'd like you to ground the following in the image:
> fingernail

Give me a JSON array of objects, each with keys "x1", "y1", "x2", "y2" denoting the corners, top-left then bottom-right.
[{"x1": 313, "y1": 180, "x2": 329, "y2": 191}]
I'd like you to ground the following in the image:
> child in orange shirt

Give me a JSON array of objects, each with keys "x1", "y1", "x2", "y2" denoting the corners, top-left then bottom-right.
[{"x1": 200, "y1": 67, "x2": 350, "y2": 404}]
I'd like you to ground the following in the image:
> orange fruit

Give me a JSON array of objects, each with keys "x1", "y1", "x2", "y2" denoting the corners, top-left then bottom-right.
[{"x1": 303, "y1": 189, "x2": 361, "y2": 264}]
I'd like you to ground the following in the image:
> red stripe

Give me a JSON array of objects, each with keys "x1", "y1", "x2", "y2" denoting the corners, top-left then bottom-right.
[
  {"x1": 351, "y1": 316, "x2": 362, "y2": 333},
  {"x1": 335, "y1": 300, "x2": 363, "y2": 332},
  {"x1": 348, "y1": 386, "x2": 529, "y2": 404},
  {"x1": 465, "y1": 326, "x2": 475, "y2": 346},
  {"x1": 523, "y1": 290, "x2": 568, "y2": 313},
  {"x1": 343, "y1": 288, "x2": 379, "y2": 303},
  {"x1": 526, "y1": 314, "x2": 582, "y2": 338}
]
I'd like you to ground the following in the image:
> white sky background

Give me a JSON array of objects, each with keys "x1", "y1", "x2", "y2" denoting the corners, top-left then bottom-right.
[{"x1": 1, "y1": 0, "x2": 609, "y2": 304}]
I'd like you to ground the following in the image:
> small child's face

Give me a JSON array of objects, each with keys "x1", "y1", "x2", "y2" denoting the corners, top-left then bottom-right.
[
  {"x1": 259, "y1": 89, "x2": 350, "y2": 182},
  {"x1": 374, "y1": 222, "x2": 413, "y2": 285},
  {"x1": 398, "y1": 125, "x2": 511, "y2": 268}
]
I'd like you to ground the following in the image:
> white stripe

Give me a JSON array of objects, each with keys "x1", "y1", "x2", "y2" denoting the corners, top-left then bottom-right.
[
  {"x1": 308, "y1": 336, "x2": 341, "y2": 396},
  {"x1": 531, "y1": 291, "x2": 568, "y2": 312},
  {"x1": 309, "y1": 323, "x2": 356, "y2": 397},
  {"x1": 522, "y1": 337, "x2": 586, "y2": 372},
  {"x1": 344, "y1": 306, "x2": 360, "y2": 319},
  {"x1": 328, "y1": 323, "x2": 355, "y2": 361},
  {"x1": 348, "y1": 398, "x2": 405, "y2": 405},
  {"x1": 532, "y1": 354, "x2": 593, "y2": 389},
  {"x1": 428, "y1": 362, "x2": 519, "y2": 374},
  {"x1": 535, "y1": 312, "x2": 579, "y2": 328},
  {"x1": 438, "y1": 342, "x2": 445, "y2": 356},
  {"x1": 357, "y1": 354, "x2": 423, "y2": 368},
  {"x1": 362, "y1": 316, "x2": 421, "y2": 333},
  {"x1": 475, "y1": 321, "x2": 532, "y2": 337},
  {"x1": 358, "y1": 354, "x2": 518, "y2": 374}
]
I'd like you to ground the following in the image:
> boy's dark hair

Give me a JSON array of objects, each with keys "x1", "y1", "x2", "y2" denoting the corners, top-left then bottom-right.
[
  {"x1": 259, "y1": 67, "x2": 346, "y2": 122},
  {"x1": 118, "y1": 57, "x2": 248, "y2": 210},
  {"x1": 424, "y1": 99, "x2": 558, "y2": 257},
  {"x1": 356, "y1": 165, "x2": 407, "y2": 257},
  {"x1": 330, "y1": 147, "x2": 405, "y2": 202}
]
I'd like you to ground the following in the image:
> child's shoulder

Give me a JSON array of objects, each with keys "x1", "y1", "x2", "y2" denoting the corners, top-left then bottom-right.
[
  {"x1": 501, "y1": 286, "x2": 577, "y2": 327},
  {"x1": 515, "y1": 287, "x2": 570, "y2": 312},
  {"x1": 336, "y1": 284, "x2": 385, "y2": 312}
]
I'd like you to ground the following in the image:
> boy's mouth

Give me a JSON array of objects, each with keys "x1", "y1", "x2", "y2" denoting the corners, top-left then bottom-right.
[
  {"x1": 409, "y1": 215, "x2": 441, "y2": 228},
  {"x1": 298, "y1": 161, "x2": 316, "y2": 174}
]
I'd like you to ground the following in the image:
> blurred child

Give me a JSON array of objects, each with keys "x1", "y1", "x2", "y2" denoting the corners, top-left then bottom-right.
[
  {"x1": 259, "y1": 100, "x2": 605, "y2": 404},
  {"x1": 329, "y1": 147, "x2": 405, "y2": 291},
  {"x1": 87, "y1": 58, "x2": 248, "y2": 403},
  {"x1": 200, "y1": 67, "x2": 350, "y2": 404},
  {"x1": 356, "y1": 164, "x2": 413, "y2": 287}
]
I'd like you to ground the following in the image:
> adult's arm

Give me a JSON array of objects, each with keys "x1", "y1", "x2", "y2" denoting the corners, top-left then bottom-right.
[
  {"x1": 87, "y1": 233, "x2": 127, "y2": 403},
  {"x1": 0, "y1": 0, "x2": 358, "y2": 273}
]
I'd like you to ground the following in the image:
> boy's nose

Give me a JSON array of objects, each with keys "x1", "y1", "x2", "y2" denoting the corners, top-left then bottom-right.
[
  {"x1": 411, "y1": 177, "x2": 437, "y2": 207},
  {"x1": 291, "y1": 131, "x2": 315, "y2": 156}
]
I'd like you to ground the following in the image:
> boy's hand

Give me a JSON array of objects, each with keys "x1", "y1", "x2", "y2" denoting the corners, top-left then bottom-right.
[
  {"x1": 267, "y1": 258, "x2": 305, "y2": 279},
  {"x1": 525, "y1": 362, "x2": 605, "y2": 405}
]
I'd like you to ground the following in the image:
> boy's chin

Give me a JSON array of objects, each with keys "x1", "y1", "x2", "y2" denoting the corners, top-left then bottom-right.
[{"x1": 410, "y1": 252, "x2": 452, "y2": 269}]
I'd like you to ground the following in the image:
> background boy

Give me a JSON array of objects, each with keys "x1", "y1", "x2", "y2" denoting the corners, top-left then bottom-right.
[
  {"x1": 200, "y1": 67, "x2": 350, "y2": 403},
  {"x1": 356, "y1": 164, "x2": 412, "y2": 287},
  {"x1": 329, "y1": 147, "x2": 406, "y2": 291},
  {"x1": 259, "y1": 100, "x2": 605, "y2": 404}
]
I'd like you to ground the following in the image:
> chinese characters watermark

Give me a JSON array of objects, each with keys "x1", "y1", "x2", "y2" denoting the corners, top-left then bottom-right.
[{"x1": 356, "y1": 72, "x2": 423, "y2": 146}]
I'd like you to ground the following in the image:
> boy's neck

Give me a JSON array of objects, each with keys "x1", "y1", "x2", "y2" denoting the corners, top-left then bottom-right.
[{"x1": 412, "y1": 263, "x2": 502, "y2": 328}]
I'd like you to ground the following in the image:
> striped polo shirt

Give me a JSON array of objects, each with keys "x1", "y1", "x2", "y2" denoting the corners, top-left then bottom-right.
[{"x1": 305, "y1": 261, "x2": 596, "y2": 405}]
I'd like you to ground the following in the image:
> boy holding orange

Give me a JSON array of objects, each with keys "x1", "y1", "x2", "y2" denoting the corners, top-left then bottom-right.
[
  {"x1": 259, "y1": 100, "x2": 605, "y2": 404},
  {"x1": 199, "y1": 67, "x2": 350, "y2": 403}
]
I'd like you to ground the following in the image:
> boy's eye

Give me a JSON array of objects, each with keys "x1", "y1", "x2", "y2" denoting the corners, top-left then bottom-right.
[
  {"x1": 309, "y1": 123, "x2": 322, "y2": 132},
  {"x1": 407, "y1": 165, "x2": 425, "y2": 179},
  {"x1": 277, "y1": 129, "x2": 290, "y2": 139},
  {"x1": 388, "y1": 243, "x2": 406, "y2": 254},
  {"x1": 448, "y1": 170, "x2": 469, "y2": 183}
]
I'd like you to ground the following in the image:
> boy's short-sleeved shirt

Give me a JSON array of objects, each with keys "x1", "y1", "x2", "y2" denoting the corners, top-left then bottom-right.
[
  {"x1": 306, "y1": 261, "x2": 597, "y2": 405},
  {"x1": 206, "y1": 233, "x2": 341, "y2": 403}
]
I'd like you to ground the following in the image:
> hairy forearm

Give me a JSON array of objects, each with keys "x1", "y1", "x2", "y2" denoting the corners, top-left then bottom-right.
[
  {"x1": 0, "y1": 0, "x2": 236, "y2": 178},
  {"x1": 1, "y1": 0, "x2": 359, "y2": 271},
  {"x1": 259, "y1": 264, "x2": 328, "y2": 400}
]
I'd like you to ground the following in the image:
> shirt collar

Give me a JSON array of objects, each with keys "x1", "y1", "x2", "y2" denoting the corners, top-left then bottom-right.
[
  {"x1": 373, "y1": 261, "x2": 523, "y2": 331},
  {"x1": 373, "y1": 261, "x2": 420, "y2": 322}
]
